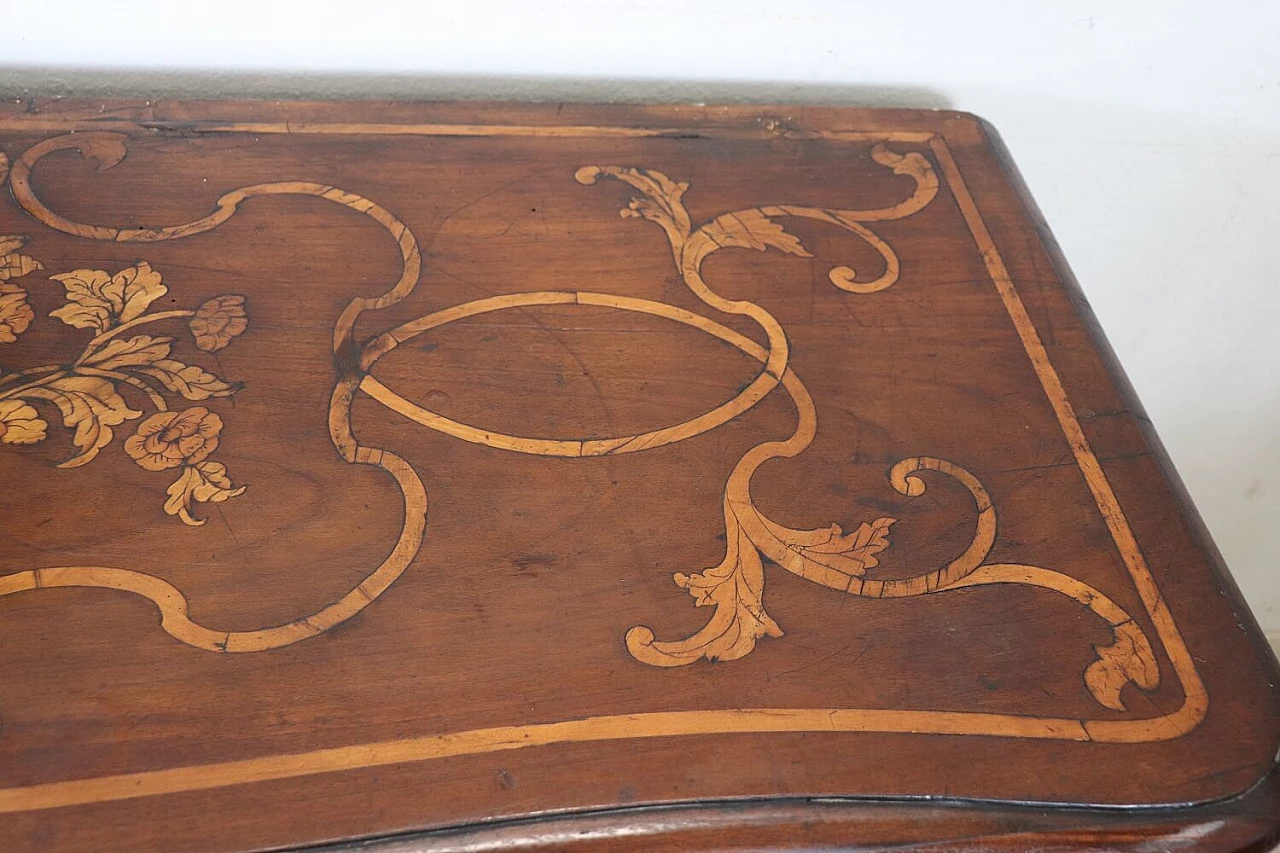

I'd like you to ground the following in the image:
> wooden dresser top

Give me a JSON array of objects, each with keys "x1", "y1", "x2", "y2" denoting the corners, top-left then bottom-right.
[{"x1": 0, "y1": 100, "x2": 1276, "y2": 852}]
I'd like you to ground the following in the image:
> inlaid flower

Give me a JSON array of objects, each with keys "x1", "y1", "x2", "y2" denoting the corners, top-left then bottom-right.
[
  {"x1": 0, "y1": 400, "x2": 47, "y2": 444},
  {"x1": 0, "y1": 283, "x2": 34, "y2": 343},
  {"x1": 189, "y1": 295, "x2": 248, "y2": 352},
  {"x1": 0, "y1": 243, "x2": 247, "y2": 523},
  {"x1": 124, "y1": 406, "x2": 223, "y2": 472}
]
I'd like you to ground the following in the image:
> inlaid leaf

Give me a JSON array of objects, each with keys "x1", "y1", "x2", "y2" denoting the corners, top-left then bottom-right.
[
  {"x1": 50, "y1": 269, "x2": 116, "y2": 331},
  {"x1": 1084, "y1": 620, "x2": 1160, "y2": 711},
  {"x1": 82, "y1": 334, "x2": 172, "y2": 370},
  {"x1": 0, "y1": 283, "x2": 35, "y2": 343},
  {"x1": 112, "y1": 263, "x2": 167, "y2": 324},
  {"x1": 164, "y1": 460, "x2": 246, "y2": 526},
  {"x1": 622, "y1": 171, "x2": 690, "y2": 229},
  {"x1": 701, "y1": 208, "x2": 813, "y2": 258},
  {"x1": 575, "y1": 165, "x2": 692, "y2": 244},
  {"x1": 627, "y1": 519, "x2": 783, "y2": 667},
  {"x1": 137, "y1": 358, "x2": 240, "y2": 400},
  {"x1": 0, "y1": 254, "x2": 42, "y2": 281},
  {"x1": 0, "y1": 252, "x2": 41, "y2": 281},
  {"x1": 50, "y1": 262, "x2": 167, "y2": 332},
  {"x1": 775, "y1": 517, "x2": 896, "y2": 579},
  {"x1": 0, "y1": 399, "x2": 48, "y2": 445},
  {"x1": 0, "y1": 234, "x2": 42, "y2": 282},
  {"x1": 23, "y1": 375, "x2": 142, "y2": 467}
]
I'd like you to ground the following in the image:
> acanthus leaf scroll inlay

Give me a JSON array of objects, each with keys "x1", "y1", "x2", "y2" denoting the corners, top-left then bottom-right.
[{"x1": 0, "y1": 130, "x2": 1177, "y2": 729}]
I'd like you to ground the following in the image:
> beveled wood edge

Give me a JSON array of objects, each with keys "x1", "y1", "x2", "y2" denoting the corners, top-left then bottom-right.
[
  {"x1": 971, "y1": 113, "x2": 1280, "y2": 794},
  {"x1": 0, "y1": 97, "x2": 986, "y2": 143},
  {"x1": 300, "y1": 768, "x2": 1280, "y2": 852}
]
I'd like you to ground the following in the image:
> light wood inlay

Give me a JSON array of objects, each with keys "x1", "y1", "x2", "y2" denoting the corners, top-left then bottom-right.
[{"x1": 0, "y1": 111, "x2": 1230, "y2": 827}]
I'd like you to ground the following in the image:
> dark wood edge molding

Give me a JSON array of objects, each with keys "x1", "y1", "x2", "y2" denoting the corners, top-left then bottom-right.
[{"x1": 305, "y1": 766, "x2": 1280, "y2": 852}]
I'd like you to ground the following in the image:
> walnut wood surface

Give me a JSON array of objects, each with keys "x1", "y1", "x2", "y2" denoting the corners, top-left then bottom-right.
[{"x1": 0, "y1": 99, "x2": 1275, "y2": 852}]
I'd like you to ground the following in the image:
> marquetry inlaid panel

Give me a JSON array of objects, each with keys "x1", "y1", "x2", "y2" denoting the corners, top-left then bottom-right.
[{"x1": 0, "y1": 101, "x2": 1275, "y2": 853}]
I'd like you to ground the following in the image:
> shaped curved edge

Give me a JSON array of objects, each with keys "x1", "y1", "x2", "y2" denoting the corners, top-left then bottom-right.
[{"x1": 305, "y1": 765, "x2": 1280, "y2": 852}]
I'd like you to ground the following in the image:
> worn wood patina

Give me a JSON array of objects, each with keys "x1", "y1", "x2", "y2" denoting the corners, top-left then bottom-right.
[{"x1": 0, "y1": 99, "x2": 1276, "y2": 852}]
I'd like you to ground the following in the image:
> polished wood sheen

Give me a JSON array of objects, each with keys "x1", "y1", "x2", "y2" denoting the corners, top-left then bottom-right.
[{"x1": 0, "y1": 100, "x2": 1276, "y2": 852}]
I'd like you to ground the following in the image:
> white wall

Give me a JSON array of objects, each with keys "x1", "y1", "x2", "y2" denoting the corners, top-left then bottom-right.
[{"x1": 2, "y1": 1, "x2": 1278, "y2": 631}]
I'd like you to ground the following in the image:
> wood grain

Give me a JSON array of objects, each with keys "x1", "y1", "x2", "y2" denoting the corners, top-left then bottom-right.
[{"x1": 0, "y1": 99, "x2": 1274, "y2": 852}]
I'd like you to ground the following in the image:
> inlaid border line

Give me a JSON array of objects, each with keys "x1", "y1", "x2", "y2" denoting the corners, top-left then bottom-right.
[{"x1": 928, "y1": 136, "x2": 1206, "y2": 743}]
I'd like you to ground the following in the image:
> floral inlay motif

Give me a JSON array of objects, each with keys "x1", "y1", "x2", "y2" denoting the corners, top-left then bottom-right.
[{"x1": 0, "y1": 244, "x2": 248, "y2": 525}]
